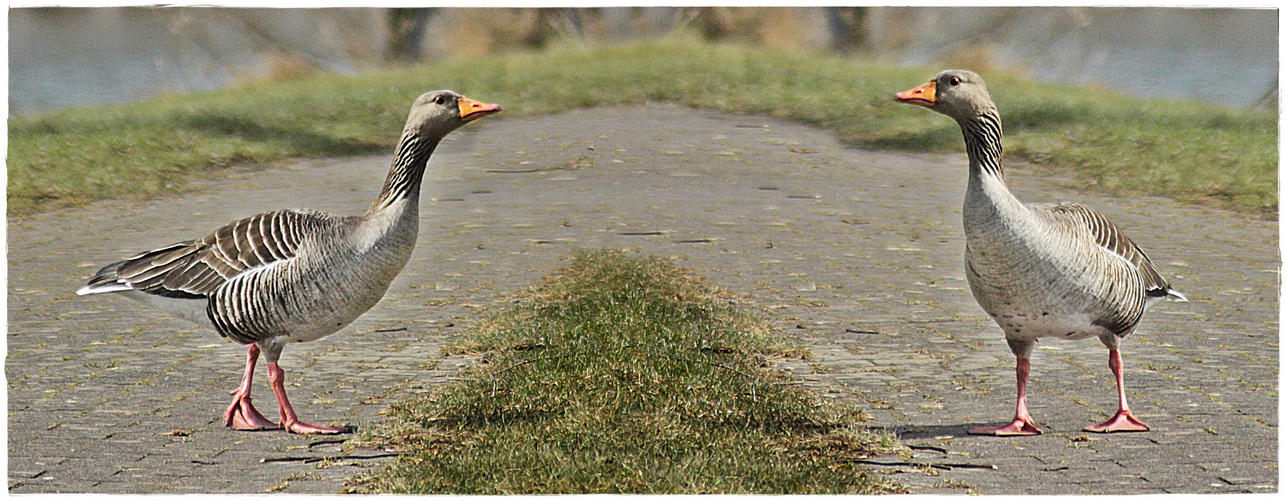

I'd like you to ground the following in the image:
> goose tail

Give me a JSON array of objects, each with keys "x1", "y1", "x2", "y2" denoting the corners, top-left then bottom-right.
[
  {"x1": 1143, "y1": 286, "x2": 1187, "y2": 311},
  {"x1": 76, "y1": 261, "x2": 132, "y2": 296}
]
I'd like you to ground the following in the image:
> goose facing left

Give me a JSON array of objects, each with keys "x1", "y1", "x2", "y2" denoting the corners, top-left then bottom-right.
[
  {"x1": 894, "y1": 70, "x2": 1185, "y2": 436},
  {"x1": 77, "y1": 90, "x2": 500, "y2": 434}
]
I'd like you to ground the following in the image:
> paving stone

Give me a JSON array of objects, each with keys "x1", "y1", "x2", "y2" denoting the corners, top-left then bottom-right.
[{"x1": 8, "y1": 106, "x2": 1277, "y2": 493}]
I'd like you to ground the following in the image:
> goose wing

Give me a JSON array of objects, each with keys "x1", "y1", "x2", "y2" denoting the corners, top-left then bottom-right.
[
  {"x1": 1045, "y1": 203, "x2": 1173, "y2": 297},
  {"x1": 80, "y1": 209, "x2": 330, "y2": 299}
]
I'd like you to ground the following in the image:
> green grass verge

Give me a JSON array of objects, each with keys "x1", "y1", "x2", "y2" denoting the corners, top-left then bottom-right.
[
  {"x1": 348, "y1": 250, "x2": 906, "y2": 494},
  {"x1": 9, "y1": 40, "x2": 1276, "y2": 217}
]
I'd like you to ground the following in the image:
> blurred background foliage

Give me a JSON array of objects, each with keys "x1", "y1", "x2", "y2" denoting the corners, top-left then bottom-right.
[{"x1": 8, "y1": 7, "x2": 1277, "y2": 218}]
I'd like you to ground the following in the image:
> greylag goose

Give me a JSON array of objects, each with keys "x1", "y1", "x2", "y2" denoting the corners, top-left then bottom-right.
[
  {"x1": 77, "y1": 91, "x2": 500, "y2": 434},
  {"x1": 894, "y1": 70, "x2": 1186, "y2": 436}
]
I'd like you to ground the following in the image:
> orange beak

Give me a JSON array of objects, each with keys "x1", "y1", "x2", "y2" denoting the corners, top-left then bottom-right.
[
  {"x1": 894, "y1": 80, "x2": 937, "y2": 107},
  {"x1": 458, "y1": 96, "x2": 501, "y2": 122}
]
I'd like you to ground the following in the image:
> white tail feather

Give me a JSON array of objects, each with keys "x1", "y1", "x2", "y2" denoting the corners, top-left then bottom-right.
[{"x1": 76, "y1": 282, "x2": 134, "y2": 296}]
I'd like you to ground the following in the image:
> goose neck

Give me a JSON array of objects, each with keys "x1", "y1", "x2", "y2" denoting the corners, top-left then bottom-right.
[
  {"x1": 959, "y1": 111, "x2": 1005, "y2": 182},
  {"x1": 367, "y1": 133, "x2": 440, "y2": 215},
  {"x1": 961, "y1": 110, "x2": 1029, "y2": 223}
]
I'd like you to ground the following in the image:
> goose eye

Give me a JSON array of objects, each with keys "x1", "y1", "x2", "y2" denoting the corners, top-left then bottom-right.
[
  {"x1": 949, "y1": 76, "x2": 961, "y2": 86},
  {"x1": 432, "y1": 95, "x2": 446, "y2": 105}
]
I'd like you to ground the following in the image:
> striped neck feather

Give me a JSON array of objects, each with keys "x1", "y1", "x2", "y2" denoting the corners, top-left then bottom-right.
[
  {"x1": 960, "y1": 111, "x2": 1004, "y2": 180},
  {"x1": 368, "y1": 132, "x2": 439, "y2": 214}
]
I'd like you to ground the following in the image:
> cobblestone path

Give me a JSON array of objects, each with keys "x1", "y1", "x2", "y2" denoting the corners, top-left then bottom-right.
[{"x1": 8, "y1": 106, "x2": 1277, "y2": 493}]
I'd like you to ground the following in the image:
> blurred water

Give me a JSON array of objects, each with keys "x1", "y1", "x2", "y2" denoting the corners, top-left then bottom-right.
[
  {"x1": 8, "y1": 7, "x2": 1278, "y2": 115},
  {"x1": 870, "y1": 7, "x2": 1278, "y2": 108},
  {"x1": 9, "y1": 8, "x2": 384, "y2": 115}
]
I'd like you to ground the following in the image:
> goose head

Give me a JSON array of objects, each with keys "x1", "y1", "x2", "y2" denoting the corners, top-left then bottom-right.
[
  {"x1": 403, "y1": 90, "x2": 501, "y2": 139},
  {"x1": 894, "y1": 70, "x2": 997, "y2": 121}
]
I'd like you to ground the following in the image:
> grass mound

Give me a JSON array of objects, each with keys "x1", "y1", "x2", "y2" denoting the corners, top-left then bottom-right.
[{"x1": 349, "y1": 250, "x2": 905, "y2": 494}]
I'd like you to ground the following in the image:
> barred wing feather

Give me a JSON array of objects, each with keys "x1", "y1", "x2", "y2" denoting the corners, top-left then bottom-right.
[
  {"x1": 1046, "y1": 203, "x2": 1173, "y2": 297},
  {"x1": 80, "y1": 210, "x2": 330, "y2": 299}
]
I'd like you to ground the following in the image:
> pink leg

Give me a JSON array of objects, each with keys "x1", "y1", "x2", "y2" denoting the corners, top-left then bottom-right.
[
  {"x1": 969, "y1": 357, "x2": 1042, "y2": 436},
  {"x1": 1085, "y1": 348, "x2": 1150, "y2": 433},
  {"x1": 266, "y1": 361, "x2": 350, "y2": 434},
  {"x1": 223, "y1": 344, "x2": 280, "y2": 431}
]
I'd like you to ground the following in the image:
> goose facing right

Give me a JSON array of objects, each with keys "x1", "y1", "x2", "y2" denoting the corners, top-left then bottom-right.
[
  {"x1": 894, "y1": 70, "x2": 1186, "y2": 436},
  {"x1": 77, "y1": 90, "x2": 500, "y2": 434}
]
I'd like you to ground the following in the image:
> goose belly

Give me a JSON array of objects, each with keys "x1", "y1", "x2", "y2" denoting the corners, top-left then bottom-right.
[
  {"x1": 292, "y1": 258, "x2": 411, "y2": 343},
  {"x1": 979, "y1": 305, "x2": 1110, "y2": 342},
  {"x1": 278, "y1": 290, "x2": 386, "y2": 343},
  {"x1": 965, "y1": 239, "x2": 1119, "y2": 342},
  {"x1": 211, "y1": 241, "x2": 414, "y2": 344}
]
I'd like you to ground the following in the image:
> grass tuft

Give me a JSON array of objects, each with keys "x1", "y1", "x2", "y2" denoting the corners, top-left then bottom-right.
[
  {"x1": 9, "y1": 41, "x2": 1276, "y2": 217},
  {"x1": 349, "y1": 250, "x2": 905, "y2": 494}
]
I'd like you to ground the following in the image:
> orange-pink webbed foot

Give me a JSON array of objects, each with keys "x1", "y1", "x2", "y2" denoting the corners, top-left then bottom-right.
[
  {"x1": 968, "y1": 417, "x2": 1043, "y2": 436},
  {"x1": 224, "y1": 395, "x2": 280, "y2": 431},
  {"x1": 1084, "y1": 409, "x2": 1150, "y2": 433},
  {"x1": 282, "y1": 420, "x2": 351, "y2": 435}
]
